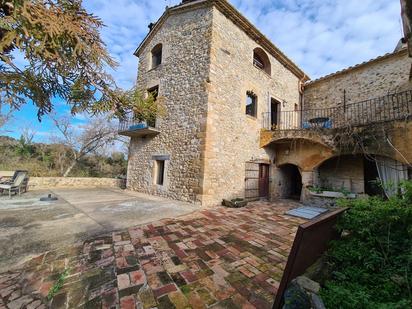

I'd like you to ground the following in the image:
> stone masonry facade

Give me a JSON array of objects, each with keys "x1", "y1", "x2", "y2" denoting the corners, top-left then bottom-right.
[
  {"x1": 304, "y1": 49, "x2": 412, "y2": 110},
  {"x1": 125, "y1": 0, "x2": 412, "y2": 207},
  {"x1": 201, "y1": 7, "x2": 302, "y2": 206},
  {"x1": 127, "y1": 5, "x2": 213, "y2": 204}
]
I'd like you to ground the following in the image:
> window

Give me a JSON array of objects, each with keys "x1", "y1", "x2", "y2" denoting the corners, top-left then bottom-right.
[
  {"x1": 155, "y1": 160, "x2": 165, "y2": 185},
  {"x1": 246, "y1": 91, "x2": 257, "y2": 117},
  {"x1": 147, "y1": 86, "x2": 159, "y2": 127},
  {"x1": 253, "y1": 48, "x2": 271, "y2": 75},
  {"x1": 151, "y1": 44, "x2": 162, "y2": 69},
  {"x1": 253, "y1": 54, "x2": 265, "y2": 70},
  {"x1": 147, "y1": 86, "x2": 159, "y2": 101}
]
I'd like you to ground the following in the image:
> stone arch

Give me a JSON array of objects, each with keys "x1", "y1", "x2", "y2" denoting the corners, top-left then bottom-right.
[
  {"x1": 271, "y1": 139, "x2": 335, "y2": 172},
  {"x1": 315, "y1": 153, "x2": 411, "y2": 197},
  {"x1": 253, "y1": 47, "x2": 271, "y2": 75}
]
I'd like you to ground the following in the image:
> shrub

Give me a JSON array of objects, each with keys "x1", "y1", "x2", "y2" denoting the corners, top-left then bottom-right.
[{"x1": 320, "y1": 181, "x2": 412, "y2": 309}]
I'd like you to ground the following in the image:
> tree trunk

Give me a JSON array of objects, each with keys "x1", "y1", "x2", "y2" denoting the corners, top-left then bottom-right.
[{"x1": 63, "y1": 161, "x2": 77, "y2": 177}]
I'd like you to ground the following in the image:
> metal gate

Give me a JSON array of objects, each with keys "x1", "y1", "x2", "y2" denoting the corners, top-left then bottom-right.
[{"x1": 245, "y1": 162, "x2": 259, "y2": 199}]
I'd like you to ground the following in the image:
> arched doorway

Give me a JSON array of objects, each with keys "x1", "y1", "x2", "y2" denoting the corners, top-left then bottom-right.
[{"x1": 279, "y1": 164, "x2": 302, "y2": 200}]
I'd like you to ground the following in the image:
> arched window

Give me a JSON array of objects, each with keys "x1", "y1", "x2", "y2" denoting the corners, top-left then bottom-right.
[
  {"x1": 151, "y1": 44, "x2": 162, "y2": 69},
  {"x1": 253, "y1": 48, "x2": 271, "y2": 75}
]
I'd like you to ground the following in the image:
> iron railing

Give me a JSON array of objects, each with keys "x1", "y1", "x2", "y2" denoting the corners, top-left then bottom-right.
[
  {"x1": 262, "y1": 90, "x2": 412, "y2": 131},
  {"x1": 118, "y1": 116, "x2": 156, "y2": 133}
]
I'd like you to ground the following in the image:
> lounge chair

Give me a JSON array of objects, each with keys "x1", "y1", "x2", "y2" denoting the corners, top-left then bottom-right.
[
  {"x1": 0, "y1": 171, "x2": 15, "y2": 184},
  {"x1": 0, "y1": 171, "x2": 29, "y2": 198}
]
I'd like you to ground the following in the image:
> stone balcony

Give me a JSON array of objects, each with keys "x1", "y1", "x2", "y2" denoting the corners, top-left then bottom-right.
[{"x1": 261, "y1": 89, "x2": 412, "y2": 148}]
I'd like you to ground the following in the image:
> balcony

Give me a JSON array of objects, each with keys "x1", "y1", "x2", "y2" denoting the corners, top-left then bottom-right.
[
  {"x1": 260, "y1": 90, "x2": 412, "y2": 149},
  {"x1": 118, "y1": 117, "x2": 160, "y2": 137},
  {"x1": 262, "y1": 90, "x2": 412, "y2": 131}
]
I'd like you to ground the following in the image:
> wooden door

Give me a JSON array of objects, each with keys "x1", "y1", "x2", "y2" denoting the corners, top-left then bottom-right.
[{"x1": 259, "y1": 164, "x2": 269, "y2": 198}]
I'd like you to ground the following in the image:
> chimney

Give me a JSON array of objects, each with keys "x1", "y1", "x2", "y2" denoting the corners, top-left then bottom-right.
[{"x1": 148, "y1": 22, "x2": 156, "y2": 32}]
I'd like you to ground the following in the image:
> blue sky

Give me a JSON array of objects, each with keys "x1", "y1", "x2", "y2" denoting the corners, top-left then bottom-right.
[{"x1": 3, "y1": 0, "x2": 403, "y2": 142}]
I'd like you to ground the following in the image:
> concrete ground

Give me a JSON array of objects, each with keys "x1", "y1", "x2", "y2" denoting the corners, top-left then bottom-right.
[{"x1": 0, "y1": 188, "x2": 198, "y2": 273}]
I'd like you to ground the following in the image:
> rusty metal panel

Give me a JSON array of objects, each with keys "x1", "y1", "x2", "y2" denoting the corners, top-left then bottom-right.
[{"x1": 272, "y1": 207, "x2": 348, "y2": 309}]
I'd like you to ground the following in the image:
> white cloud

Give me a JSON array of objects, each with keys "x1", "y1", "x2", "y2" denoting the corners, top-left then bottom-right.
[{"x1": 83, "y1": 0, "x2": 403, "y2": 84}]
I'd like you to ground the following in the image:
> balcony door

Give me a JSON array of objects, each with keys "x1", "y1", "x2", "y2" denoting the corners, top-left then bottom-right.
[{"x1": 271, "y1": 98, "x2": 280, "y2": 129}]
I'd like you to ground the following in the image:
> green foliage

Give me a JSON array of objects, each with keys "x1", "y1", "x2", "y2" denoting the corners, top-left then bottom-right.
[
  {"x1": 47, "y1": 268, "x2": 70, "y2": 301},
  {"x1": 320, "y1": 182, "x2": 412, "y2": 308},
  {"x1": 0, "y1": 136, "x2": 127, "y2": 177},
  {"x1": 14, "y1": 134, "x2": 34, "y2": 158},
  {"x1": 0, "y1": 0, "x2": 162, "y2": 121}
]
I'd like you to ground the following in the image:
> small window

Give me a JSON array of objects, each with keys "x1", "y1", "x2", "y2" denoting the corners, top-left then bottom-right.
[
  {"x1": 246, "y1": 91, "x2": 257, "y2": 117},
  {"x1": 155, "y1": 160, "x2": 165, "y2": 185},
  {"x1": 147, "y1": 85, "x2": 159, "y2": 101},
  {"x1": 151, "y1": 44, "x2": 162, "y2": 69},
  {"x1": 253, "y1": 54, "x2": 265, "y2": 70},
  {"x1": 253, "y1": 48, "x2": 271, "y2": 75},
  {"x1": 147, "y1": 86, "x2": 159, "y2": 127}
]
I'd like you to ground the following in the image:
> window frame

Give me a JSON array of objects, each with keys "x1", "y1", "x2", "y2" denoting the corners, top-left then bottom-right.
[
  {"x1": 252, "y1": 48, "x2": 271, "y2": 76},
  {"x1": 151, "y1": 44, "x2": 163, "y2": 69},
  {"x1": 155, "y1": 160, "x2": 165, "y2": 186},
  {"x1": 246, "y1": 91, "x2": 258, "y2": 118}
]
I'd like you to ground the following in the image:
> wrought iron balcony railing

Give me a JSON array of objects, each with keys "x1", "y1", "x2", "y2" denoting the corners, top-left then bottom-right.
[
  {"x1": 118, "y1": 117, "x2": 158, "y2": 137},
  {"x1": 262, "y1": 90, "x2": 412, "y2": 131}
]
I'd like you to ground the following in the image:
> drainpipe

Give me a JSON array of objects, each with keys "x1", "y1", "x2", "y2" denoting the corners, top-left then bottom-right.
[
  {"x1": 268, "y1": 91, "x2": 271, "y2": 130},
  {"x1": 299, "y1": 75, "x2": 307, "y2": 128}
]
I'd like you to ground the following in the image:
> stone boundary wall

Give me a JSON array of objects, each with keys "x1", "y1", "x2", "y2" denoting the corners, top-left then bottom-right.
[{"x1": 29, "y1": 177, "x2": 125, "y2": 190}]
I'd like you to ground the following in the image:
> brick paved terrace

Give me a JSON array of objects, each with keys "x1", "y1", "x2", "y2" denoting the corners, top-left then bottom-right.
[{"x1": 0, "y1": 200, "x2": 307, "y2": 309}]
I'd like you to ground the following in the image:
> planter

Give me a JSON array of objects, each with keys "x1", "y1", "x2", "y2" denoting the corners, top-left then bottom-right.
[{"x1": 309, "y1": 190, "x2": 357, "y2": 199}]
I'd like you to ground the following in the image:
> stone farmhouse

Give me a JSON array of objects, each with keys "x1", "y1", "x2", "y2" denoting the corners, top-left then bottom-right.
[{"x1": 119, "y1": 0, "x2": 412, "y2": 207}]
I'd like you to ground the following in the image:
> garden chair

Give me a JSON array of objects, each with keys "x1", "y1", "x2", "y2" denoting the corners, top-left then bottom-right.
[
  {"x1": 0, "y1": 171, "x2": 29, "y2": 198},
  {"x1": 0, "y1": 171, "x2": 15, "y2": 184}
]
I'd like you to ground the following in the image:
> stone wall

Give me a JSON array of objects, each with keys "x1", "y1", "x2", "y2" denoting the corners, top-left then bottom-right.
[
  {"x1": 200, "y1": 7, "x2": 302, "y2": 206},
  {"x1": 304, "y1": 49, "x2": 412, "y2": 110},
  {"x1": 318, "y1": 155, "x2": 364, "y2": 194},
  {"x1": 126, "y1": 5, "x2": 213, "y2": 204},
  {"x1": 29, "y1": 177, "x2": 124, "y2": 190}
]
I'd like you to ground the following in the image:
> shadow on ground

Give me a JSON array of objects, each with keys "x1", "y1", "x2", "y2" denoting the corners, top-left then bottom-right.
[{"x1": 0, "y1": 188, "x2": 198, "y2": 273}]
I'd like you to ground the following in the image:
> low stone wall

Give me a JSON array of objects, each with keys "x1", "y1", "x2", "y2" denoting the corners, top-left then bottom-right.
[{"x1": 29, "y1": 177, "x2": 125, "y2": 190}]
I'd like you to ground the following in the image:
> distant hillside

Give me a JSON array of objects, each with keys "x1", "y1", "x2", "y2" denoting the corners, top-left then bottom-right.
[{"x1": 0, "y1": 135, "x2": 127, "y2": 178}]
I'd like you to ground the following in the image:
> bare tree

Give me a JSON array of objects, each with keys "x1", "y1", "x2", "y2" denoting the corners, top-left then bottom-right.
[
  {"x1": 51, "y1": 115, "x2": 118, "y2": 177},
  {"x1": 0, "y1": 103, "x2": 13, "y2": 132}
]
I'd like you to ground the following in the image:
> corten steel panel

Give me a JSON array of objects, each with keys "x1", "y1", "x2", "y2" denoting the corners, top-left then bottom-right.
[{"x1": 272, "y1": 207, "x2": 348, "y2": 309}]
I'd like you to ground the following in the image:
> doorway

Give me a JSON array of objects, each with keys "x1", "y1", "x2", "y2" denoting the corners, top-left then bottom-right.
[
  {"x1": 279, "y1": 164, "x2": 302, "y2": 200},
  {"x1": 271, "y1": 99, "x2": 280, "y2": 129},
  {"x1": 259, "y1": 164, "x2": 270, "y2": 198},
  {"x1": 363, "y1": 157, "x2": 385, "y2": 197}
]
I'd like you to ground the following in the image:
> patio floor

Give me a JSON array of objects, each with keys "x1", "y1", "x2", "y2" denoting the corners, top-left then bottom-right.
[
  {"x1": 0, "y1": 188, "x2": 198, "y2": 273},
  {"x1": 0, "y1": 200, "x2": 307, "y2": 309}
]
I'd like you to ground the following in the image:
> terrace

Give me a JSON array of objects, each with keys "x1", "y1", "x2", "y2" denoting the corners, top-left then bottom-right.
[{"x1": 262, "y1": 90, "x2": 412, "y2": 132}]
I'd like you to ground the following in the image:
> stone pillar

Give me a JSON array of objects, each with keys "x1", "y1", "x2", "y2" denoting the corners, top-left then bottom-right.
[
  {"x1": 270, "y1": 166, "x2": 282, "y2": 201},
  {"x1": 301, "y1": 170, "x2": 315, "y2": 202}
]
